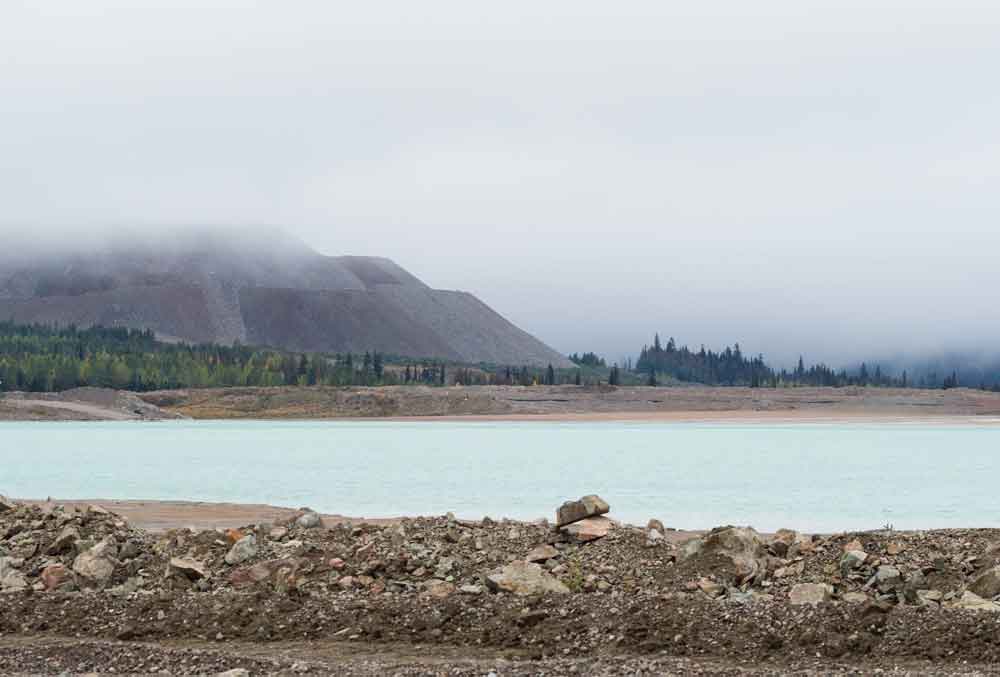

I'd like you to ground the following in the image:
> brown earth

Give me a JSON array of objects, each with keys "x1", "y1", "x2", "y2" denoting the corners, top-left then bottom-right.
[{"x1": 3, "y1": 497, "x2": 1000, "y2": 675}]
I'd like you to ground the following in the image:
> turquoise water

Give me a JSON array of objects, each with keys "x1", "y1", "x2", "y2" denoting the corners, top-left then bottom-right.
[{"x1": 1, "y1": 420, "x2": 998, "y2": 532}]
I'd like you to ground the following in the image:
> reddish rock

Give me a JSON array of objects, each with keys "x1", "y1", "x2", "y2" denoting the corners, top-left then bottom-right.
[
  {"x1": 41, "y1": 563, "x2": 70, "y2": 590},
  {"x1": 560, "y1": 516, "x2": 613, "y2": 543}
]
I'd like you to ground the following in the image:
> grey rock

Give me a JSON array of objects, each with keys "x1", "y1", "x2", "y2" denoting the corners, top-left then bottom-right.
[
  {"x1": 526, "y1": 544, "x2": 559, "y2": 563},
  {"x1": 841, "y1": 549, "x2": 867, "y2": 572},
  {"x1": 680, "y1": 526, "x2": 768, "y2": 585},
  {"x1": 72, "y1": 537, "x2": 118, "y2": 587},
  {"x1": 0, "y1": 556, "x2": 27, "y2": 592},
  {"x1": 874, "y1": 565, "x2": 902, "y2": 593},
  {"x1": 225, "y1": 534, "x2": 258, "y2": 565},
  {"x1": 969, "y1": 565, "x2": 1000, "y2": 600},
  {"x1": 485, "y1": 561, "x2": 570, "y2": 595},
  {"x1": 169, "y1": 556, "x2": 208, "y2": 581},
  {"x1": 46, "y1": 526, "x2": 80, "y2": 555},
  {"x1": 555, "y1": 495, "x2": 610, "y2": 527},
  {"x1": 952, "y1": 590, "x2": 1000, "y2": 612},
  {"x1": 295, "y1": 511, "x2": 323, "y2": 530},
  {"x1": 789, "y1": 583, "x2": 833, "y2": 605}
]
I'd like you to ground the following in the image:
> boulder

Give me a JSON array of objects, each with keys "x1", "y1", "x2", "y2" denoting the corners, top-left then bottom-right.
[
  {"x1": 72, "y1": 537, "x2": 118, "y2": 587},
  {"x1": 225, "y1": 534, "x2": 258, "y2": 565},
  {"x1": 645, "y1": 528, "x2": 665, "y2": 548},
  {"x1": 952, "y1": 591, "x2": 1000, "y2": 612},
  {"x1": 526, "y1": 544, "x2": 559, "y2": 563},
  {"x1": 422, "y1": 580, "x2": 456, "y2": 598},
  {"x1": 40, "y1": 563, "x2": 71, "y2": 591},
  {"x1": 169, "y1": 557, "x2": 208, "y2": 581},
  {"x1": 0, "y1": 495, "x2": 16, "y2": 514},
  {"x1": 646, "y1": 519, "x2": 666, "y2": 547},
  {"x1": 874, "y1": 566, "x2": 902, "y2": 593},
  {"x1": 841, "y1": 592, "x2": 869, "y2": 604},
  {"x1": 295, "y1": 511, "x2": 323, "y2": 530},
  {"x1": 789, "y1": 583, "x2": 833, "y2": 605},
  {"x1": 0, "y1": 557, "x2": 27, "y2": 592},
  {"x1": 555, "y1": 495, "x2": 609, "y2": 527},
  {"x1": 47, "y1": 526, "x2": 80, "y2": 555},
  {"x1": 486, "y1": 561, "x2": 570, "y2": 595},
  {"x1": 969, "y1": 565, "x2": 1000, "y2": 600},
  {"x1": 916, "y1": 589, "x2": 943, "y2": 605},
  {"x1": 560, "y1": 516, "x2": 613, "y2": 543},
  {"x1": 680, "y1": 526, "x2": 768, "y2": 585},
  {"x1": 841, "y1": 550, "x2": 868, "y2": 572},
  {"x1": 697, "y1": 577, "x2": 725, "y2": 599}
]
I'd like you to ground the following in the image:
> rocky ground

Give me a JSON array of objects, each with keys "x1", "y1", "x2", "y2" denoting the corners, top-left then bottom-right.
[{"x1": 3, "y1": 494, "x2": 1000, "y2": 675}]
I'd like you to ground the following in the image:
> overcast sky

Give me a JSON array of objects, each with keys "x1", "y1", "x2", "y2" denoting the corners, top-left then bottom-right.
[{"x1": 3, "y1": 1, "x2": 999, "y2": 366}]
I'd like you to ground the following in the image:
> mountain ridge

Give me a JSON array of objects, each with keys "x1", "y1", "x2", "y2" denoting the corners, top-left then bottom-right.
[{"x1": 0, "y1": 230, "x2": 572, "y2": 367}]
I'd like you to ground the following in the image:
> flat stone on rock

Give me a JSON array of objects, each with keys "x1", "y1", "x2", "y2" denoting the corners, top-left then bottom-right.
[
  {"x1": 559, "y1": 516, "x2": 613, "y2": 543},
  {"x1": 486, "y1": 561, "x2": 570, "y2": 595},
  {"x1": 555, "y1": 495, "x2": 609, "y2": 527},
  {"x1": 789, "y1": 583, "x2": 833, "y2": 605},
  {"x1": 169, "y1": 556, "x2": 208, "y2": 581},
  {"x1": 526, "y1": 544, "x2": 559, "y2": 563},
  {"x1": 969, "y1": 565, "x2": 1000, "y2": 600}
]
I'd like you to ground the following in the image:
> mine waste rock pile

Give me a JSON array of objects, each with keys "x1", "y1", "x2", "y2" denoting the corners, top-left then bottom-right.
[{"x1": 5, "y1": 492, "x2": 1000, "y2": 672}]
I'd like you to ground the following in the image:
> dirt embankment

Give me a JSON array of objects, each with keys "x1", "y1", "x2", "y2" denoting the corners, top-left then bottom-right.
[
  {"x1": 140, "y1": 384, "x2": 1000, "y2": 421},
  {"x1": 3, "y1": 495, "x2": 1000, "y2": 674},
  {"x1": 0, "y1": 388, "x2": 183, "y2": 421}
]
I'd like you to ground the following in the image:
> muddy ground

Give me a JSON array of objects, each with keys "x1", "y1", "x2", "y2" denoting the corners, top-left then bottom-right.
[{"x1": 3, "y1": 496, "x2": 1000, "y2": 675}]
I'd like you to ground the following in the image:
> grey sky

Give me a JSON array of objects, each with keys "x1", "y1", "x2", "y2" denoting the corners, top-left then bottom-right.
[{"x1": 3, "y1": 1, "x2": 999, "y2": 366}]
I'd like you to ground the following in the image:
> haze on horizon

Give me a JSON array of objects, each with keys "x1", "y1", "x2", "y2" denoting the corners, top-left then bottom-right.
[{"x1": 3, "y1": 1, "x2": 999, "y2": 369}]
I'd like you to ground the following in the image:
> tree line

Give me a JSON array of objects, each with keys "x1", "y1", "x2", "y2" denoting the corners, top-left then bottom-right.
[
  {"x1": 634, "y1": 333, "x2": 974, "y2": 389},
  {"x1": 0, "y1": 321, "x2": 601, "y2": 393}
]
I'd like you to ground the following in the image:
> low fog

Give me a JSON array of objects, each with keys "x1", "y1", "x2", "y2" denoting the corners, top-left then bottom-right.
[{"x1": 3, "y1": 1, "x2": 1000, "y2": 368}]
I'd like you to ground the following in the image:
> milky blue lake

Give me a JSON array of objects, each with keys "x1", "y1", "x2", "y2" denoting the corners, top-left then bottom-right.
[{"x1": 2, "y1": 420, "x2": 998, "y2": 532}]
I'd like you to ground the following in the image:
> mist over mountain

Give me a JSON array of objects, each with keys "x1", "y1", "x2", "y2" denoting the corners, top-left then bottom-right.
[{"x1": 0, "y1": 228, "x2": 572, "y2": 368}]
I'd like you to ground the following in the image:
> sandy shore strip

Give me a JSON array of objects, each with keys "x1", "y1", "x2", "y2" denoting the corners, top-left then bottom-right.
[
  {"x1": 17, "y1": 498, "x2": 707, "y2": 542},
  {"x1": 18, "y1": 499, "x2": 400, "y2": 533},
  {"x1": 379, "y1": 410, "x2": 1000, "y2": 424}
]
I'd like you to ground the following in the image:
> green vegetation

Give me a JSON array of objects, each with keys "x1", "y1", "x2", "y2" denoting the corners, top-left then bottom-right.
[
  {"x1": 0, "y1": 322, "x2": 457, "y2": 392},
  {"x1": 0, "y1": 321, "x2": 609, "y2": 392},
  {"x1": 634, "y1": 332, "x2": 977, "y2": 389}
]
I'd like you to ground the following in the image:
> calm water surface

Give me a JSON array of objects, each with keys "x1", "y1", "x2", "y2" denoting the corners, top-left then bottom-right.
[{"x1": 2, "y1": 420, "x2": 998, "y2": 532}]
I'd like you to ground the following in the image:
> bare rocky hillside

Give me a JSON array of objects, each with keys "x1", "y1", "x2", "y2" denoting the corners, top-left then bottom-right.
[{"x1": 0, "y1": 229, "x2": 571, "y2": 367}]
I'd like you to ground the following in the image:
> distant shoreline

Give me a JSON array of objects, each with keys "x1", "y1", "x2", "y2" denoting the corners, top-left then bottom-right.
[{"x1": 6, "y1": 383, "x2": 1000, "y2": 422}]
